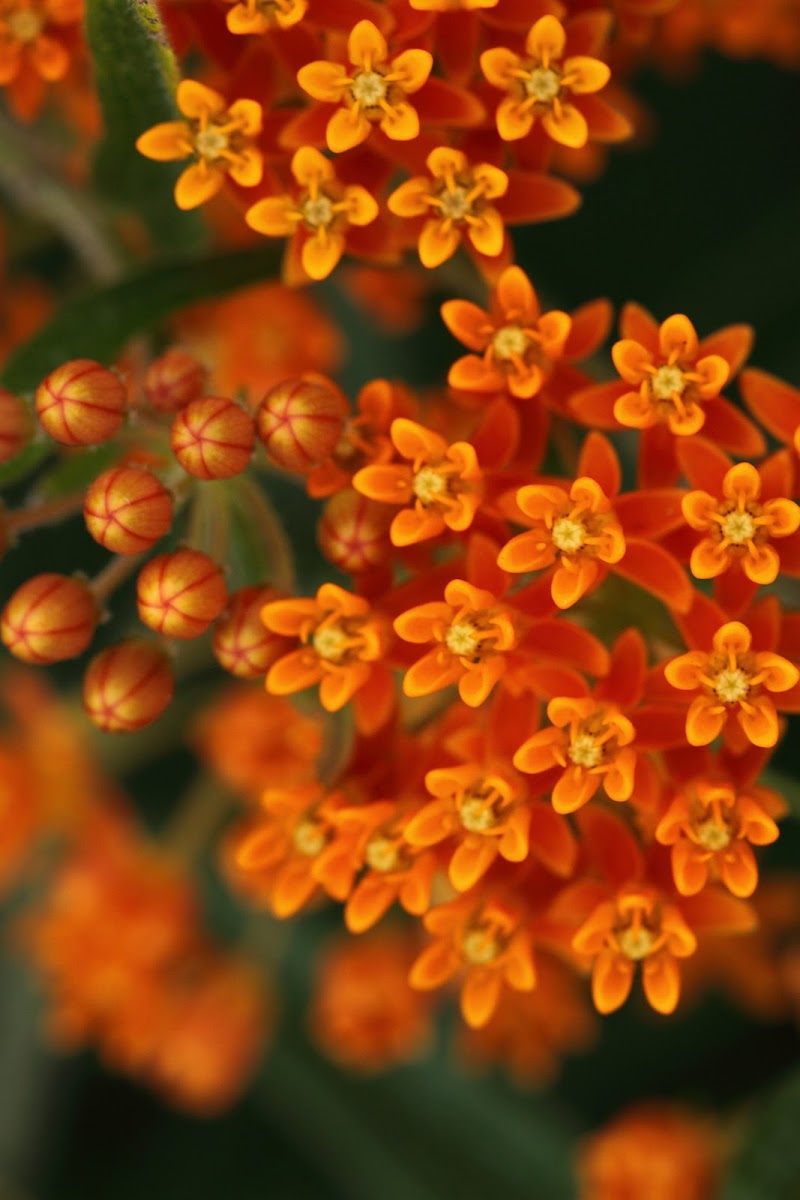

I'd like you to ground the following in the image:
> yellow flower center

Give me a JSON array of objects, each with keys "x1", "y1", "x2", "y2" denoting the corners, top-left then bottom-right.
[
  {"x1": 462, "y1": 927, "x2": 499, "y2": 965},
  {"x1": 445, "y1": 620, "x2": 481, "y2": 658},
  {"x1": 492, "y1": 325, "x2": 530, "y2": 361},
  {"x1": 551, "y1": 516, "x2": 586, "y2": 554},
  {"x1": 6, "y1": 8, "x2": 43, "y2": 41},
  {"x1": 193, "y1": 126, "x2": 230, "y2": 161},
  {"x1": 351, "y1": 70, "x2": 388, "y2": 108},
  {"x1": 722, "y1": 510, "x2": 757, "y2": 544},
  {"x1": 365, "y1": 834, "x2": 400, "y2": 873},
  {"x1": 412, "y1": 465, "x2": 448, "y2": 504},
  {"x1": 525, "y1": 66, "x2": 561, "y2": 103},
  {"x1": 293, "y1": 819, "x2": 326, "y2": 857},
  {"x1": 618, "y1": 925, "x2": 655, "y2": 961},
  {"x1": 714, "y1": 667, "x2": 750, "y2": 704},
  {"x1": 695, "y1": 817, "x2": 732, "y2": 851},
  {"x1": 438, "y1": 186, "x2": 472, "y2": 222},
  {"x1": 302, "y1": 194, "x2": 335, "y2": 229},
  {"x1": 312, "y1": 624, "x2": 349, "y2": 662},
  {"x1": 460, "y1": 793, "x2": 498, "y2": 833},
  {"x1": 568, "y1": 731, "x2": 603, "y2": 769},
  {"x1": 650, "y1": 364, "x2": 686, "y2": 400}
]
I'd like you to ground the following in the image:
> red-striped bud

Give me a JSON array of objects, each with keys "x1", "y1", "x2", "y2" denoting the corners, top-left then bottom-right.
[
  {"x1": 318, "y1": 490, "x2": 392, "y2": 574},
  {"x1": 171, "y1": 397, "x2": 255, "y2": 480},
  {"x1": 256, "y1": 375, "x2": 347, "y2": 473},
  {"x1": 83, "y1": 639, "x2": 175, "y2": 733},
  {"x1": 84, "y1": 466, "x2": 174, "y2": 555},
  {"x1": 0, "y1": 388, "x2": 31, "y2": 464},
  {"x1": 1, "y1": 574, "x2": 97, "y2": 663},
  {"x1": 35, "y1": 359, "x2": 127, "y2": 446},
  {"x1": 137, "y1": 549, "x2": 227, "y2": 639},
  {"x1": 212, "y1": 586, "x2": 290, "y2": 679},
  {"x1": 144, "y1": 348, "x2": 208, "y2": 414}
]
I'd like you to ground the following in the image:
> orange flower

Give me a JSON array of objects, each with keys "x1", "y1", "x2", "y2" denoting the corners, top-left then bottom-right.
[
  {"x1": 664, "y1": 620, "x2": 799, "y2": 748},
  {"x1": 245, "y1": 146, "x2": 379, "y2": 281},
  {"x1": 573, "y1": 884, "x2": 698, "y2": 1014},
  {"x1": 481, "y1": 15, "x2": 611, "y2": 148},
  {"x1": 441, "y1": 265, "x2": 571, "y2": 399},
  {"x1": 262, "y1": 582, "x2": 391, "y2": 719},
  {"x1": 0, "y1": 0, "x2": 82, "y2": 119},
  {"x1": 136, "y1": 80, "x2": 263, "y2": 210},
  {"x1": 682, "y1": 459, "x2": 800, "y2": 585},
  {"x1": 410, "y1": 896, "x2": 536, "y2": 1028},
  {"x1": 514, "y1": 696, "x2": 636, "y2": 814},
  {"x1": 297, "y1": 20, "x2": 432, "y2": 152},
  {"x1": 224, "y1": 0, "x2": 306, "y2": 34},
  {"x1": 656, "y1": 779, "x2": 783, "y2": 898},
  {"x1": 353, "y1": 417, "x2": 482, "y2": 546},
  {"x1": 394, "y1": 578, "x2": 517, "y2": 707},
  {"x1": 387, "y1": 146, "x2": 508, "y2": 269}
]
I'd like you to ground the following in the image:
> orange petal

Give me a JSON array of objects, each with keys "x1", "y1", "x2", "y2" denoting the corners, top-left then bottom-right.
[
  {"x1": 297, "y1": 60, "x2": 349, "y2": 102},
  {"x1": 719, "y1": 842, "x2": 758, "y2": 898},
  {"x1": 526, "y1": 14, "x2": 566, "y2": 61},
  {"x1": 404, "y1": 798, "x2": 456, "y2": 846},
  {"x1": 552, "y1": 767, "x2": 599, "y2": 814},
  {"x1": 642, "y1": 953, "x2": 681, "y2": 1014},
  {"x1": 409, "y1": 939, "x2": 461, "y2": 989},
  {"x1": 301, "y1": 230, "x2": 345, "y2": 281},
  {"x1": 345, "y1": 876, "x2": 395, "y2": 933},
  {"x1": 551, "y1": 558, "x2": 599, "y2": 608},
  {"x1": 671, "y1": 839, "x2": 709, "y2": 896},
  {"x1": 291, "y1": 145, "x2": 334, "y2": 186},
  {"x1": 174, "y1": 162, "x2": 224, "y2": 210},
  {"x1": 177, "y1": 79, "x2": 226, "y2": 119},
  {"x1": 591, "y1": 950, "x2": 633, "y2": 1014},
  {"x1": 480, "y1": 46, "x2": 521, "y2": 89},
  {"x1": 467, "y1": 207, "x2": 505, "y2": 259},
  {"x1": 495, "y1": 96, "x2": 534, "y2": 142},
  {"x1": 394, "y1": 602, "x2": 451, "y2": 643},
  {"x1": 563, "y1": 55, "x2": 610, "y2": 94},
  {"x1": 391, "y1": 507, "x2": 447, "y2": 545},
  {"x1": 542, "y1": 102, "x2": 588, "y2": 149},
  {"x1": 327, "y1": 106, "x2": 371, "y2": 153},
  {"x1": 404, "y1": 649, "x2": 461, "y2": 696},
  {"x1": 737, "y1": 696, "x2": 779, "y2": 748},
  {"x1": 136, "y1": 121, "x2": 191, "y2": 162},
  {"x1": 266, "y1": 649, "x2": 323, "y2": 695},
  {"x1": 612, "y1": 338, "x2": 652, "y2": 384},
  {"x1": 419, "y1": 218, "x2": 461, "y2": 268},
  {"x1": 348, "y1": 19, "x2": 387, "y2": 67},
  {"x1": 352, "y1": 463, "x2": 413, "y2": 505},
  {"x1": 245, "y1": 195, "x2": 297, "y2": 237},
  {"x1": 659, "y1": 314, "x2": 698, "y2": 360},
  {"x1": 449, "y1": 841, "x2": 497, "y2": 891},
  {"x1": 391, "y1": 49, "x2": 433, "y2": 93},
  {"x1": 685, "y1": 694, "x2": 726, "y2": 746},
  {"x1": 441, "y1": 299, "x2": 492, "y2": 351},
  {"x1": 461, "y1": 971, "x2": 502, "y2": 1028}
]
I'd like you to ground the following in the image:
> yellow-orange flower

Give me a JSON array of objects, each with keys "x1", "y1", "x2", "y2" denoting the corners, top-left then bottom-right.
[
  {"x1": 481, "y1": 15, "x2": 611, "y2": 147},
  {"x1": 656, "y1": 779, "x2": 783, "y2": 898},
  {"x1": 297, "y1": 20, "x2": 432, "y2": 153},
  {"x1": 0, "y1": 0, "x2": 82, "y2": 98},
  {"x1": 387, "y1": 146, "x2": 507, "y2": 269},
  {"x1": 245, "y1": 146, "x2": 378, "y2": 281},
  {"x1": 353, "y1": 417, "x2": 482, "y2": 546},
  {"x1": 224, "y1": 0, "x2": 306, "y2": 35},
  {"x1": 682, "y1": 462, "x2": 800, "y2": 585},
  {"x1": 136, "y1": 80, "x2": 263, "y2": 210},
  {"x1": 394, "y1": 579, "x2": 517, "y2": 707},
  {"x1": 664, "y1": 621, "x2": 799, "y2": 748},
  {"x1": 573, "y1": 885, "x2": 697, "y2": 1014}
]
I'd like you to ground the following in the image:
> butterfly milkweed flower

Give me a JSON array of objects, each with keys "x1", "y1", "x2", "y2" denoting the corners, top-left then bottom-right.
[
  {"x1": 246, "y1": 146, "x2": 378, "y2": 281},
  {"x1": 224, "y1": 0, "x2": 306, "y2": 35},
  {"x1": 353, "y1": 417, "x2": 482, "y2": 546},
  {"x1": 136, "y1": 80, "x2": 263, "y2": 210},
  {"x1": 665, "y1": 621, "x2": 799, "y2": 748},
  {"x1": 441, "y1": 265, "x2": 571, "y2": 399},
  {"x1": 0, "y1": 0, "x2": 83, "y2": 119},
  {"x1": 480, "y1": 15, "x2": 612, "y2": 148}
]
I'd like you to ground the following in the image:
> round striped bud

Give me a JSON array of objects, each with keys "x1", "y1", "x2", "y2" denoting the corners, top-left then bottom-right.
[
  {"x1": 212, "y1": 586, "x2": 289, "y2": 679},
  {"x1": 137, "y1": 549, "x2": 227, "y2": 639},
  {"x1": 144, "y1": 348, "x2": 208, "y2": 413},
  {"x1": 1, "y1": 574, "x2": 97, "y2": 663},
  {"x1": 256, "y1": 375, "x2": 347, "y2": 474},
  {"x1": 318, "y1": 490, "x2": 392, "y2": 574},
  {"x1": 83, "y1": 639, "x2": 175, "y2": 733},
  {"x1": 0, "y1": 388, "x2": 30, "y2": 464},
  {"x1": 35, "y1": 359, "x2": 127, "y2": 446},
  {"x1": 171, "y1": 396, "x2": 255, "y2": 480},
  {"x1": 84, "y1": 466, "x2": 174, "y2": 555}
]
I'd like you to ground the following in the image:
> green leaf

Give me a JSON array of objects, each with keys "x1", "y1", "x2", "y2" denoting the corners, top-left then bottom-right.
[
  {"x1": 85, "y1": 0, "x2": 205, "y2": 251},
  {"x1": 1, "y1": 245, "x2": 280, "y2": 396},
  {"x1": 723, "y1": 1067, "x2": 800, "y2": 1200}
]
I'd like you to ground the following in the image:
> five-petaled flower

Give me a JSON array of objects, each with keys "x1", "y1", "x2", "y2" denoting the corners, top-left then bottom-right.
[
  {"x1": 353, "y1": 417, "x2": 482, "y2": 546},
  {"x1": 246, "y1": 146, "x2": 379, "y2": 282},
  {"x1": 224, "y1": 0, "x2": 306, "y2": 35},
  {"x1": 480, "y1": 15, "x2": 611, "y2": 148},
  {"x1": 136, "y1": 80, "x2": 263, "y2": 210}
]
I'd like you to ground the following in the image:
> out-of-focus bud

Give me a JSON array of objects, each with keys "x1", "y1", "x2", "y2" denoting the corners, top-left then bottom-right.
[
  {"x1": 1, "y1": 574, "x2": 97, "y2": 663},
  {"x1": 35, "y1": 360, "x2": 127, "y2": 446},
  {"x1": 0, "y1": 388, "x2": 31, "y2": 464},
  {"x1": 212, "y1": 586, "x2": 289, "y2": 679},
  {"x1": 84, "y1": 466, "x2": 174, "y2": 555},
  {"x1": 137, "y1": 549, "x2": 227, "y2": 638},
  {"x1": 318, "y1": 490, "x2": 392, "y2": 573},
  {"x1": 83, "y1": 639, "x2": 175, "y2": 733},
  {"x1": 144, "y1": 348, "x2": 208, "y2": 413},
  {"x1": 255, "y1": 375, "x2": 347, "y2": 473},
  {"x1": 170, "y1": 397, "x2": 255, "y2": 480}
]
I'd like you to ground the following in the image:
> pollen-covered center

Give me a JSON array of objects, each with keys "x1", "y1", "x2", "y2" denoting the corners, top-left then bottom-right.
[
  {"x1": 302, "y1": 194, "x2": 335, "y2": 229},
  {"x1": 618, "y1": 925, "x2": 655, "y2": 961},
  {"x1": 569, "y1": 731, "x2": 603, "y2": 769},
  {"x1": 695, "y1": 818, "x2": 732, "y2": 851},
  {"x1": 714, "y1": 667, "x2": 750, "y2": 704},
  {"x1": 194, "y1": 126, "x2": 230, "y2": 160},
  {"x1": 492, "y1": 325, "x2": 530, "y2": 361},
  {"x1": 438, "y1": 186, "x2": 471, "y2": 222},
  {"x1": 551, "y1": 516, "x2": 586, "y2": 554},
  {"x1": 351, "y1": 70, "x2": 388, "y2": 108},
  {"x1": 412, "y1": 465, "x2": 448, "y2": 504},
  {"x1": 312, "y1": 624, "x2": 349, "y2": 662},
  {"x1": 365, "y1": 834, "x2": 400, "y2": 872},
  {"x1": 460, "y1": 791, "x2": 499, "y2": 833},
  {"x1": 293, "y1": 819, "x2": 326, "y2": 857},
  {"x1": 722, "y1": 510, "x2": 757, "y2": 544},
  {"x1": 650, "y1": 364, "x2": 686, "y2": 400},
  {"x1": 524, "y1": 67, "x2": 561, "y2": 103},
  {"x1": 445, "y1": 620, "x2": 482, "y2": 659},
  {"x1": 6, "y1": 8, "x2": 43, "y2": 41},
  {"x1": 462, "y1": 927, "x2": 499, "y2": 965}
]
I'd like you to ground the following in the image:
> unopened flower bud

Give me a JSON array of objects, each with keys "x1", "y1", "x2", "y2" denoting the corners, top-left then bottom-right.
[
  {"x1": 35, "y1": 359, "x2": 127, "y2": 446},
  {"x1": 144, "y1": 348, "x2": 208, "y2": 413},
  {"x1": 84, "y1": 466, "x2": 174, "y2": 555},
  {"x1": 318, "y1": 490, "x2": 392, "y2": 574},
  {"x1": 171, "y1": 397, "x2": 255, "y2": 480},
  {"x1": 137, "y1": 549, "x2": 227, "y2": 639},
  {"x1": 83, "y1": 639, "x2": 175, "y2": 733},
  {"x1": 212, "y1": 586, "x2": 290, "y2": 679},
  {"x1": 256, "y1": 375, "x2": 347, "y2": 473},
  {"x1": 0, "y1": 388, "x2": 31, "y2": 464},
  {"x1": 1, "y1": 574, "x2": 97, "y2": 663}
]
